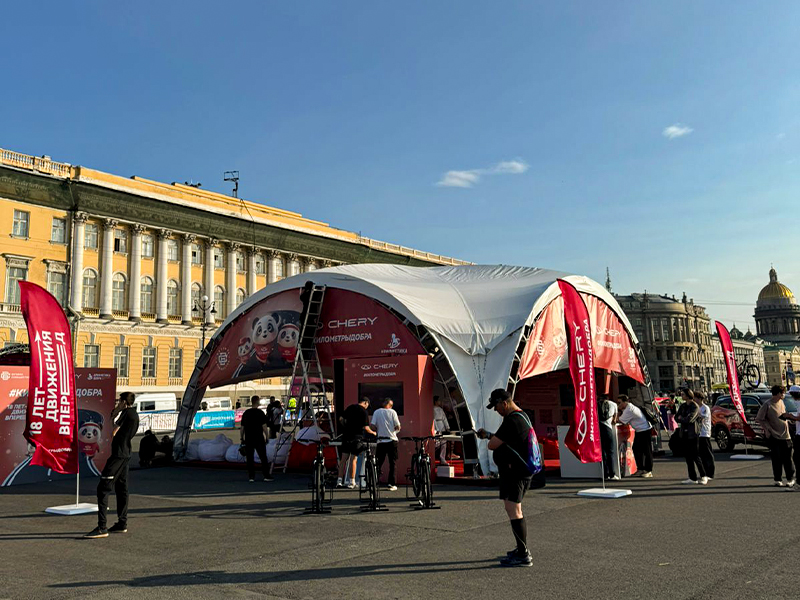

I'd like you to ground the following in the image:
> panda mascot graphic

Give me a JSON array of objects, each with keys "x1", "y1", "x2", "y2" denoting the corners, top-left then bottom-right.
[{"x1": 77, "y1": 409, "x2": 105, "y2": 476}]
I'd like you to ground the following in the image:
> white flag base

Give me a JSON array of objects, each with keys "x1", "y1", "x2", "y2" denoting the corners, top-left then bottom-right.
[
  {"x1": 731, "y1": 454, "x2": 763, "y2": 460},
  {"x1": 45, "y1": 502, "x2": 98, "y2": 515},
  {"x1": 577, "y1": 488, "x2": 632, "y2": 499}
]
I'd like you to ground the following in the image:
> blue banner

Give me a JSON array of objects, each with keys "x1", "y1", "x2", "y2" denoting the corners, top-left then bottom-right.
[{"x1": 193, "y1": 410, "x2": 235, "y2": 430}]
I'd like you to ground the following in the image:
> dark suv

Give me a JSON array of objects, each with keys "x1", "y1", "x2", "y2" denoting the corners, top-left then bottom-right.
[{"x1": 711, "y1": 392, "x2": 798, "y2": 452}]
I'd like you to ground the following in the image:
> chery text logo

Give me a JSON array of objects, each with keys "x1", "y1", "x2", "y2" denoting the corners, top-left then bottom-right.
[{"x1": 327, "y1": 317, "x2": 378, "y2": 329}]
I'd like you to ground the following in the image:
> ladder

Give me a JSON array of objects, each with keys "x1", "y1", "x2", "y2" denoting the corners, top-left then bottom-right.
[{"x1": 273, "y1": 284, "x2": 335, "y2": 472}]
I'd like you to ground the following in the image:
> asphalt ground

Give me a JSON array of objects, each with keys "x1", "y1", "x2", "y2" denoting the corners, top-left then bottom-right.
[{"x1": 0, "y1": 441, "x2": 797, "y2": 600}]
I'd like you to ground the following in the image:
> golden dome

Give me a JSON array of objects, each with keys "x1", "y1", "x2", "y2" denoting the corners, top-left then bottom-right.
[{"x1": 758, "y1": 267, "x2": 795, "y2": 302}]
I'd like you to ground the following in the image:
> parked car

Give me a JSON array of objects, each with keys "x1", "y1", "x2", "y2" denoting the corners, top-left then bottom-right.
[{"x1": 711, "y1": 392, "x2": 798, "y2": 452}]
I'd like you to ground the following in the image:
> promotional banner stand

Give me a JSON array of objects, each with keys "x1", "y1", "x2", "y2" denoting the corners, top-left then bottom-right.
[
  {"x1": 577, "y1": 460, "x2": 632, "y2": 499},
  {"x1": 45, "y1": 471, "x2": 98, "y2": 515}
]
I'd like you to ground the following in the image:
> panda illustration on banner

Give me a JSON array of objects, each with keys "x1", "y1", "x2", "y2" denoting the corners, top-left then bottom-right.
[{"x1": 233, "y1": 309, "x2": 301, "y2": 379}]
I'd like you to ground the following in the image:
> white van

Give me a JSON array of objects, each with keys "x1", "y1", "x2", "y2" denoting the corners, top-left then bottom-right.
[
  {"x1": 201, "y1": 397, "x2": 232, "y2": 411},
  {"x1": 134, "y1": 393, "x2": 179, "y2": 413}
]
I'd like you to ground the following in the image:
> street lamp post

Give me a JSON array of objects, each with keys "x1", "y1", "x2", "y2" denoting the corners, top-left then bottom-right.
[{"x1": 193, "y1": 294, "x2": 216, "y2": 349}]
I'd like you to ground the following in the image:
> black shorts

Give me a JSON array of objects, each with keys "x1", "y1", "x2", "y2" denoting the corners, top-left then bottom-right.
[
  {"x1": 341, "y1": 438, "x2": 366, "y2": 456},
  {"x1": 499, "y1": 475, "x2": 532, "y2": 503}
]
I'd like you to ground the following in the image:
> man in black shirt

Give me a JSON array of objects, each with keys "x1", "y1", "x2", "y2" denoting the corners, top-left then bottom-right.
[
  {"x1": 337, "y1": 397, "x2": 375, "y2": 488},
  {"x1": 241, "y1": 396, "x2": 273, "y2": 482},
  {"x1": 85, "y1": 392, "x2": 140, "y2": 539},
  {"x1": 478, "y1": 389, "x2": 533, "y2": 568}
]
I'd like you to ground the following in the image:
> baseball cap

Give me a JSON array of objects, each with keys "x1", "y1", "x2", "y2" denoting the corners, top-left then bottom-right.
[{"x1": 486, "y1": 388, "x2": 511, "y2": 409}]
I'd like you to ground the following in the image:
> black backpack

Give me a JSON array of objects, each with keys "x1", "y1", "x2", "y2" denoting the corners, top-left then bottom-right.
[{"x1": 634, "y1": 399, "x2": 660, "y2": 427}]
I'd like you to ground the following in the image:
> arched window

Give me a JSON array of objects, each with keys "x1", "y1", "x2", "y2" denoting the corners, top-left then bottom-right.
[
  {"x1": 191, "y1": 283, "x2": 203, "y2": 315},
  {"x1": 112, "y1": 273, "x2": 127, "y2": 311},
  {"x1": 141, "y1": 276, "x2": 154, "y2": 314},
  {"x1": 236, "y1": 288, "x2": 246, "y2": 307},
  {"x1": 167, "y1": 280, "x2": 180, "y2": 316},
  {"x1": 274, "y1": 258, "x2": 285, "y2": 280},
  {"x1": 214, "y1": 286, "x2": 225, "y2": 318},
  {"x1": 82, "y1": 268, "x2": 98, "y2": 309}
]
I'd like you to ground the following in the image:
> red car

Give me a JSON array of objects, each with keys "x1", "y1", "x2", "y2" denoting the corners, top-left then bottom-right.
[{"x1": 711, "y1": 392, "x2": 798, "y2": 452}]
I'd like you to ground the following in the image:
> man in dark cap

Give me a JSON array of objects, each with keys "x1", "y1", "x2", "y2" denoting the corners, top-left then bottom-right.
[{"x1": 477, "y1": 389, "x2": 534, "y2": 568}]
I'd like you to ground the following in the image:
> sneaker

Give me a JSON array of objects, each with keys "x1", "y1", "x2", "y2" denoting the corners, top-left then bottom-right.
[
  {"x1": 610, "y1": 475, "x2": 621, "y2": 481},
  {"x1": 346, "y1": 481, "x2": 357, "y2": 489},
  {"x1": 386, "y1": 485, "x2": 398, "y2": 491},
  {"x1": 83, "y1": 527, "x2": 108, "y2": 539},
  {"x1": 681, "y1": 479, "x2": 698, "y2": 485},
  {"x1": 263, "y1": 475, "x2": 274, "y2": 482},
  {"x1": 706, "y1": 477, "x2": 714, "y2": 481},
  {"x1": 774, "y1": 481, "x2": 785, "y2": 487},
  {"x1": 698, "y1": 477, "x2": 709, "y2": 485},
  {"x1": 500, "y1": 551, "x2": 533, "y2": 568},
  {"x1": 108, "y1": 523, "x2": 127, "y2": 534},
  {"x1": 248, "y1": 479, "x2": 255, "y2": 483},
  {"x1": 336, "y1": 479, "x2": 343, "y2": 488},
  {"x1": 641, "y1": 471, "x2": 653, "y2": 478},
  {"x1": 506, "y1": 548, "x2": 529, "y2": 558},
  {"x1": 787, "y1": 479, "x2": 796, "y2": 488}
]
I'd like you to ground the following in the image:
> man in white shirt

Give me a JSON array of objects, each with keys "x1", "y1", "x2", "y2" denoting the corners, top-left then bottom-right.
[
  {"x1": 615, "y1": 395, "x2": 653, "y2": 478},
  {"x1": 371, "y1": 399, "x2": 401, "y2": 491},
  {"x1": 433, "y1": 396, "x2": 450, "y2": 465},
  {"x1": 695, "y1": 390, "x2": 715, "y2": 481}
]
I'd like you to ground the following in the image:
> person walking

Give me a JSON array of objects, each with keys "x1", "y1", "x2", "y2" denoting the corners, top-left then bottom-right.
[
  {"x1": 84, "y1": 392, "x2": 140, "y2": 539},
  {"x1": 433, "y1": 396, "x2": 450, "y2": 465},
  {"x1": 670, "y1": 389, "x2": 708, "y2": 485},
  {"x1": 756, "y1": 385, "x2": 796, "y2": 487},
  {"x1": 696, "y1": 391, "x2": 715, "y2": 481},
  {"x1": 616, "y1": 395, "x2": 653, "y2": 478},
  {"x1": 241, "y1": 396, "x2": 273, "y2": 482},
  {"x1": 337, "y1": 397, "x2": 375, "y2": 488},
  {"x1": 598, "y1": 395, "x2": 619, "y2": 480},
  {"x1": 478, "y1": 389, "x2": 535, "y2": 568},
  {"x1": 371, "y1": 398, "x2": 401, "y2": 491}
]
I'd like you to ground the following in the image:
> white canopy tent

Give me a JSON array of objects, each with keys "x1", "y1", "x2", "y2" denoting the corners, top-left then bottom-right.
[{"x1": 175, "y1": 264, "x2": 648, "y2": 473}]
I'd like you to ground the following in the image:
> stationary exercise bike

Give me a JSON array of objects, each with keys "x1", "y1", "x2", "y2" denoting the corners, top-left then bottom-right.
[
  {"x1": 359, "y1": 437, "x2": 387, "y2": 512},
  {"x1": 402, "y1": 435, "x2": 441, "y2": 510},
  {"x1": 305, "y1": 439, "x2": 337, "y2": 514}
]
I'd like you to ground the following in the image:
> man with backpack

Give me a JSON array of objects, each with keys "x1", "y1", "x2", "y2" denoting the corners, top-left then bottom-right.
[
  {"x1": 616, "y1": 394, "x2": 654, "y2": 478},
  {"x1": 478, "y1": 389, "x2": 537, "y2": 568}
]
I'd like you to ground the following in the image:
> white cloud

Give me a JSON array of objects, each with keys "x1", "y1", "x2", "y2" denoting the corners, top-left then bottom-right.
[
  {"x1": 662, "y1": 123, "x2": 694, "y2": 139},
  {"x1": 436, "y1": 159, "x2": 529, "y2": 188},
  {"x1": 777, "y1": 132, "x2": 786, "y2": 140}
]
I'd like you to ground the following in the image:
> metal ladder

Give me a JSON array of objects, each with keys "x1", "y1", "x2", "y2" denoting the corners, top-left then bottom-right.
[{"x1": 274, "y1": 284, "x2": 334, "y2": 472}]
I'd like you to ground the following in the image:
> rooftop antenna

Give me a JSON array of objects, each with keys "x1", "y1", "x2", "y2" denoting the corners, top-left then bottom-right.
[
  {"x1": 224, "y1": 171, "x2": 240, "y2": 198},
  {"x1": 605, "y1": 267, "x2": 612, "y2": 293}
]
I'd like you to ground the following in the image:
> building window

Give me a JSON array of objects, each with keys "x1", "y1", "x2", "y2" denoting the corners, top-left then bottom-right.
[
  {"x1": 195, "y1": 349, "x2": 202, "y2": 364},
  {"x1": 255, "y1": 254, "x2": 265, "y2": 274},
  {"x1": 167, "y1": 239, "x2": 179, "y2": 261},
  {"x1": 274, "y1": 259, "x2": 285, "y2": 280},
  {"x1": 83, "y1": 344, "x2": 100, "y2": 368},
  {"x1": 112, "y1": 273, "x2": 127, "y2": 311},
  {"x1": 213, "y1": 248, "x2": 224, "y2": 269},
  {"x1": 236, "y1": 252, "x2": 245, "y2": 273},
  {"x1": 84, "y1": 223, "x2": 99, "y2": 249},
  {"x1": 191, "y1": 243, "x2": 203, "y2": 265},
  {"x1": 12, "y1": 210, "x2": 30, "y2": 238},
  {"x1": 142, "y1": 234, "x2": 154, "y2": 258},
  {"x1": 236, "y1": 288, "x2": 246, "y2": 306},
  {"x1": 169, "y1": 348, "x2": 182, "y2": 378},
  {"x1": 51, "y1": 218, "x2": 67, "y2": 244},
  {"x1": 5, "y1": 266, "x2": 27, "y2": 304},
  {"x1": 214, "y1": 286, "x2": 225, "y2": 318},
  {"x1": 141, "y1": 276, "x2": 154, "y2": 314},
  {"x1": 114, "y1": 229, "x2": 128, "y2": 253},
  {"x1": 142, "y1": 346, "x2": 156, "y2": 379},
  {"x1": 82, "y1": 269, "x2": 99, "y2": 309},
  {"x1": 47, "y1": 271, "x2": 67, "y2": 306},
  {"x1": 167, "y1": 280, "x2": 180, "y2": 316},
  {"x1": 113, "y1": 346, "x2": 129, "y2": 378},
  {"x1": 191, "y1": 283, "x2": 203, "y2": 311},
  {"x1": 667, "y1": 349, "x2": 673, "y2": 361}
]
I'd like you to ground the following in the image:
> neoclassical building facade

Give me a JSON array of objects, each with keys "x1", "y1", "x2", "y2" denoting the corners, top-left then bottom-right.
[
  {"x1": 0, "y1": 147, "x2": 468, "y2": 402},
  {"x1": 753, "y1": 266, "x2": 800, "y2": 345}
]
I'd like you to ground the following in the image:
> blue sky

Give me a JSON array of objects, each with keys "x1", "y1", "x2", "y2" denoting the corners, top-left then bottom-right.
[{"x1": 2, "y1": 2, "x2": 799, "y2": 328}]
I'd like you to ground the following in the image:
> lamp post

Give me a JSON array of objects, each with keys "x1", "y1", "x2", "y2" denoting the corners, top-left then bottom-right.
[{"x1": 193, "y1": 294, "x2": 216, "y2": 349}]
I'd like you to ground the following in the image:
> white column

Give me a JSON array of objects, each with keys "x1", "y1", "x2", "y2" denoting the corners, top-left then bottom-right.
[
  {"x1": 267, "y1": 250, "x2": 280, "y2": 284},
  {"x1": 99, "y1": 219, "x2": 117, "y2": 319},
  {"x1": 156, "y1": 229, "x2": 170, "y2": 323},
  {"x1": 128, "y1": 224, "x2": 144, "y2": 321},
  {"x1": 181, "y1": 234, "x2": 194, "y2": 325},
  {"x1": 70, "y1": 212, "x2": 87, "y2": 311},
  {"x1": 226, "y1": 242, "x2": 238, "y2": 316},
  {"x1": 205, "y1": 238, "x2": 216, "y2": 324},
  {"x1": 246, "y1": 248, "x2": 257, "y2": 296},
  {"x1": 287, "y1": 254, "x2": 299, "y2": 278}
]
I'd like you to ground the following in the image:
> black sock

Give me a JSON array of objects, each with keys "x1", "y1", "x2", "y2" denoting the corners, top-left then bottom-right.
[{"x1": 510, "y1": 518, "x2": 527, "y2": 554}]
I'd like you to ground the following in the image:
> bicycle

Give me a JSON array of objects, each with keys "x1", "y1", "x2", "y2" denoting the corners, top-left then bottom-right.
[
  {"x1": 304, "y1": 439, "x2": 336, "y2": 514},
  {"x1": 359, "y1": 437, "x2": 387, "y2": 512},
  {"x1": 736, "y1": 355, "x2": 761, "y2": 390},
  {"x1": 401, "y1": 435, "x2": 441, "y2": 510}
]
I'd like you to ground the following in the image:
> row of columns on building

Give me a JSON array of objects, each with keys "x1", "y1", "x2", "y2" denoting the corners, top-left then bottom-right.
[{"x1": 69, "y1": 213, "x2": 331, "y2": 324}]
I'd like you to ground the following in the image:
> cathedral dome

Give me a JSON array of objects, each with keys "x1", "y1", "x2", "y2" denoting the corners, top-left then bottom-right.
[{"x1": 758, "y1": 267, "x2": 794, "y2": 303}]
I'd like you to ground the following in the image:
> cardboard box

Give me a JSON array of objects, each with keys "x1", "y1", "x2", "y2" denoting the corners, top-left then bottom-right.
[{"x1": 436, "y1": 465, "x2": 454, "y2": 478}]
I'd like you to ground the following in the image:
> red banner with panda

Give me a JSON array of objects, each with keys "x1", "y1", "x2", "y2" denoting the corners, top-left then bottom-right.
[
  {"x1": 20, "y1": 281, "x2": 79, "y2": 475},
  {"x1": 558, "y1": 279, "x2": 601, "y2": 464}
]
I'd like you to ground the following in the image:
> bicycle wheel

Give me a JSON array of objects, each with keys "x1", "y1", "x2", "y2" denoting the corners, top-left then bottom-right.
[
  {"x1": 420, "y1": 458, "x2": 432, "y2": 508},
  {"x1": 365, "y1": 459, "x2": 377, "y2": 505},
  {"x1": 410, "y1": 455, "x2": 422, "y2": 498},
  {"x1": 745, "y1": 364, "x2": 761, "y2": 389}
]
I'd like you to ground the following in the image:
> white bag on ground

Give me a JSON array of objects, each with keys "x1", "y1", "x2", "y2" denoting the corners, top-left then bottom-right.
[
  {"x1": 225, "y1": 444, "x2": 246, "y2": 463},
  {"x1": 197, "y1": 434, "x2": 233, "y2": 462},
  {"x1": 267, "y1": 434, "x2": 292, "y2": 465}
]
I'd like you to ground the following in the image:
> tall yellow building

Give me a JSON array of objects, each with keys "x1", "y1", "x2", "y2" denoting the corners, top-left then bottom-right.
[{"x1": 0, "y1": 147, "x2": 467, "y2": 404}]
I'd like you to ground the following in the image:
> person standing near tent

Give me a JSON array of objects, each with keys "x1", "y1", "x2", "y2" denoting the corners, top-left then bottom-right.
[
  {"x1": 371, "y1": 398, "x2": 401, "y2": 491},
  {"x1": 84, "y1": 392, "x2": 139, "y2": 539},
  {"x1": 433, "y1": 396, "x2": 450, "y2": 465},
  {"x1": 615, "y1": 395, "x2": 653, "y2": 478},
  {"x1": 669, "y1": 389, "x2": 708, "y2": 485},
  {"x1": 337, "y1": 397, "x2": 376, "y2": 488},
  {"x1": 780, "y1": 385, "x2": 800, "y2": 486},
  {"x1": 756, "y1": 385, "x2": 795, "y2": 487},
  {"x1": 241, "y1": 396, "x2": 273, "y2": 483},
  {"x1": 598, "y1": 395, "x2": 618, "y2": 480},
  {"x1": 477, "y1": 389, "x2": 533, "y2": 568},
  {"x1": 696, "y1": 391, "x2": 715, "y2": 481}
]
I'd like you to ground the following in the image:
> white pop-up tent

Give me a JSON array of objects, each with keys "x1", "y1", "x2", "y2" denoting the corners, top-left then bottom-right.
[{"x1": 174, "y1": 264, "x2": 651, "y2": 474}]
